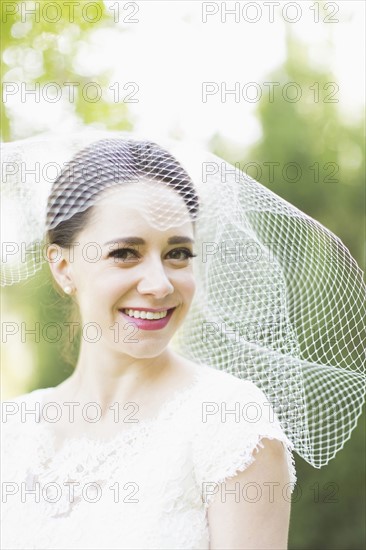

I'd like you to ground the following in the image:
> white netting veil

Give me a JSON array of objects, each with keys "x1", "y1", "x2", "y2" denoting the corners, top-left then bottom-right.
[{"x1": 1, "y1": 129, "x2": 365, "y2": 468}]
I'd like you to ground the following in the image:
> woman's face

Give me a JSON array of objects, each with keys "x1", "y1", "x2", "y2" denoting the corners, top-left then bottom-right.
[{"x1": 49, "y1": 181, "x2": 197, "y2": 359}]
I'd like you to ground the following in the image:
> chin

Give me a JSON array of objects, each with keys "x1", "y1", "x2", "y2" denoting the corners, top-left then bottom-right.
[{"x1": 117, "y1": 341, "x2": 170, "y2": 359}]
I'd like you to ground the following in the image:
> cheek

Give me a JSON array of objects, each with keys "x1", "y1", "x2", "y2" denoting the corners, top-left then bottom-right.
[
  {"x1": 177, "y1": 271, "x2": 196, "y2": 303},
  {"x1": 76, "y1": 268, "x2": 133, "y2": 308},
  {"x1": 97, "y1": 274, "x2": 133, "y2": 302}
]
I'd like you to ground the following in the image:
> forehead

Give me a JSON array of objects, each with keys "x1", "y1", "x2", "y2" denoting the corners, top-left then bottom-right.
[{"x1": 82, "y1": 180, "x2": 193, "y2": 238}]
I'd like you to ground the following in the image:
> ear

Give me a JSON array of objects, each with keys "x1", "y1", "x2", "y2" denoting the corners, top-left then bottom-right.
[{"x1": 46, "y1": 244, "x2": 74, "y2": 292}]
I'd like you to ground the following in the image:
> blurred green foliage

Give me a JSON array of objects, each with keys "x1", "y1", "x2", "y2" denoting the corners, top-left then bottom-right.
[
  {"x1": 212, "y1": 27, "x2": 365, "y2": 550},
  {"x1": 1, "y1": 0, "x2": 133, "y2": 139},
  {"x1": 1, "y1": 4, "x2": 365, "y2": 549},
  {"x1": 211, "y1": 28, "x2": 365, "y2": 272}
]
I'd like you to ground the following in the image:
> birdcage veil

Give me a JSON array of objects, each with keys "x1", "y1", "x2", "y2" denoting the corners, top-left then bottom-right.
[{"x1": 1, "y1": 129, "x2": 365, "y2": 468}]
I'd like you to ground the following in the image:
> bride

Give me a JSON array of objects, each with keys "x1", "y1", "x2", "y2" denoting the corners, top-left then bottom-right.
[{"x1": 2, "y1": 137, "x2": 295, "y2": 550}]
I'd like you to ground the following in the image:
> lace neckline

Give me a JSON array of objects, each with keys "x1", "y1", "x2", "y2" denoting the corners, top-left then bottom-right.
[{"x1": 33, "y1": 366, "x2": 207, "y2": 454}]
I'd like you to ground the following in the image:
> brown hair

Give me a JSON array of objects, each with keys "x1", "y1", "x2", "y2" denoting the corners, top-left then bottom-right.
[{"x1": 46, "y1": 139, "x2": 199, "y2": 243}]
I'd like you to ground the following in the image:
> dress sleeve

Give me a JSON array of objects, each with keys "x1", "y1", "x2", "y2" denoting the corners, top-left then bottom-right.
[{"x1": 191, "y1": 375, "x2": 297, "y2": 508}]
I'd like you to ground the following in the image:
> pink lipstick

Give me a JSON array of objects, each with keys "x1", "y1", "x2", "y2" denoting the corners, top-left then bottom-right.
[{"x1": 118, "y1": 307, "x2": 176, "y2": 331}]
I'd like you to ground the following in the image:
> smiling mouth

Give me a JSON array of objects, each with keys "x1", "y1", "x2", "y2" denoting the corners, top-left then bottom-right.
[{"x1": 119, "y1": 307, "x2": 176, "y2": 320}]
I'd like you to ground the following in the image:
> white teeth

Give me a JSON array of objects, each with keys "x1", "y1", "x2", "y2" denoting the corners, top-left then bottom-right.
[{"x1": 122, "y1": 309, "x2": 169, "y2": 320}]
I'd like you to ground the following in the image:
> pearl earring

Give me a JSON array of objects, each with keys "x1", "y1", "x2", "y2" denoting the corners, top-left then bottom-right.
[{"x1": 63, "y1": 285, "x2": 73, "y2": 295}]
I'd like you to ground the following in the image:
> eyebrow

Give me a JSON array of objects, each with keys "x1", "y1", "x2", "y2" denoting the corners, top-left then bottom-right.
[{"x1": 104, "y1": 236, "x2": 195, "y2": 246}]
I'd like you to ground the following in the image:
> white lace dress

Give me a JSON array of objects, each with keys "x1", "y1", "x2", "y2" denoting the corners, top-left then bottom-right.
[{"x1": 1, "y1": 366, "x2": 297, "y2": 550}]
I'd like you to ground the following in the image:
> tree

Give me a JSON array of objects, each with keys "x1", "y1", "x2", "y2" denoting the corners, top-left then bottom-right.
[{"x1": 211, "y1": 26, "x2": 365, "y2": 549}]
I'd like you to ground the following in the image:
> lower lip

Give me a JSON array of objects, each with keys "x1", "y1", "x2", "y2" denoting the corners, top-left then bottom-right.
[{"x1": 118, "y1": 308, "x2": 176, "y2": 331}]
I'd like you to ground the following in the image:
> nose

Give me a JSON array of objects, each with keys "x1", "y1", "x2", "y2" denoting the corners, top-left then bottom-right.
[{"x1": 136, "y1": 256, "x2": 174, "y2": 299}]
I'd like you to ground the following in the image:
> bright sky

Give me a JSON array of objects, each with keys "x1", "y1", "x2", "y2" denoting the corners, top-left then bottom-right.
[
  {"x1": 3, "y1": 1, "x2": 365, "y2": 149},
  {"x1": 106, "y1": 0, "x2": 365, "y2": 148}
]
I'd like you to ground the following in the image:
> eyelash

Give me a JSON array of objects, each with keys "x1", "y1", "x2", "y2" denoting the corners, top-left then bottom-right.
[{"x1": 108, "y1": 247, "x2": 197, "y2": 262}]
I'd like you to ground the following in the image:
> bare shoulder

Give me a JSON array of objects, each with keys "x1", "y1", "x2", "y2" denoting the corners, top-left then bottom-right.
[{"x1": 208, "y1": 437, "x2": 292, "y2": 549}]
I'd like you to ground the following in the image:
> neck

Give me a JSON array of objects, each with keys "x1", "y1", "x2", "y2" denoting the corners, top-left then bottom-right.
[{"x1": 62, "y1": 341, "x2": 177, "y2": 409}]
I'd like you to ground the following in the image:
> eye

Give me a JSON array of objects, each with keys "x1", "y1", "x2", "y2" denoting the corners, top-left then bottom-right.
[
  {"x1": 167, "y1": 248, "x2": 197, "y2": 261},
  {"x1": 108, "y1": 248, "x2": 140, "y2": 262}
]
